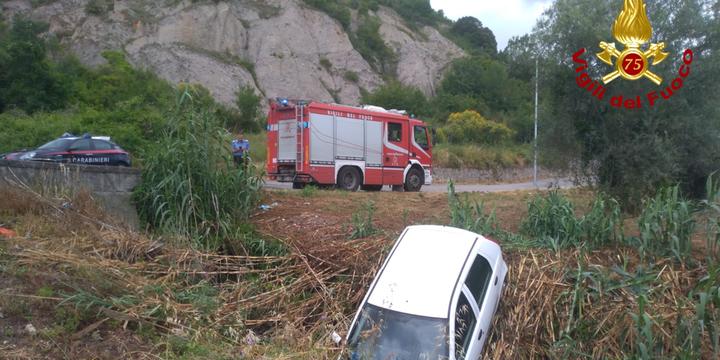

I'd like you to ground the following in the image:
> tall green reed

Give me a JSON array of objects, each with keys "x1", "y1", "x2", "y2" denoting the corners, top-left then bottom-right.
[{"x1": 134, "y1": 91, "x2": 262, "y2": 249}]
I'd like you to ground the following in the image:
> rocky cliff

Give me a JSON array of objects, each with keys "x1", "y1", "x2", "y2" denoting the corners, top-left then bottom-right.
[{"x1": 1, "y1": 0, "x2": 464, "y2": 107}]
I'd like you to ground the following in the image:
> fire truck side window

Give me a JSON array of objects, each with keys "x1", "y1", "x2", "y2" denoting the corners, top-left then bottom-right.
[
  {"x1": 388, "y1": 122, "x2": 402, "y2": 142},
  {"x1": 414, "y1": 126, "x2": 429, "y2": 150}
]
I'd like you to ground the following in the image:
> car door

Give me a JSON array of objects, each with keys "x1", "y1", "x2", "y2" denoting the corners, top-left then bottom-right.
[
  {"x1": 382, "y1": 121, "x2": 409, "y2": 184},
  {"x1": 67, "y1": 138, "x2": 93, "y2": 164},
  {"x1": 91, "y1": 139, "x2": 114, "y2": 165}
]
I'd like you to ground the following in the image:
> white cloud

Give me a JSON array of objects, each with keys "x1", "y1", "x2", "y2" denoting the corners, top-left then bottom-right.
[{"x1": 431, "y1": 0, "x2": 552, "y2": 50}]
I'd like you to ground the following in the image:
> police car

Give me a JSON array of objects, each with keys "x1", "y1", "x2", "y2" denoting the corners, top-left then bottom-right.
[
  {"x1": 2, "y1": 134, "x2": 131, "y2": 167},
  {"x1": 344, "y1": 225, "x2": 507, "y2": 360}
]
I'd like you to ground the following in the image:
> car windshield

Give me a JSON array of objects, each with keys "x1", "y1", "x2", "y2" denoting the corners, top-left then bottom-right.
[
  {"x1": 38, "y1": 138, "x2": 74, "y2": 150},
  {"x1": 347, "y1": 304, "x2": 449, "y2": 360}
]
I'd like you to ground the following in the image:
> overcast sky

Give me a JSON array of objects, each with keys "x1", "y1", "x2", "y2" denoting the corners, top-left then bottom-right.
[{"x1": 430, "y1": 0, "x2": 553, "y2": 50}]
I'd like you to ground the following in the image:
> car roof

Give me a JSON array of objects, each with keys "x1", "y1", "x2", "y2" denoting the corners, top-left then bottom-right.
[{"x1": 367, "y1": 225, "x2": 485, "y2": 319}]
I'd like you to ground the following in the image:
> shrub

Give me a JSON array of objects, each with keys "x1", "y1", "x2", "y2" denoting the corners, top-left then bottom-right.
[
  {"x1": 134, "y1": 91, "x2": 263, "y2": 249},
  {"x1": 441, "y1": 110, "x2": 514, "y2": 145},
  {"x1": 637, "y1": 186, "x2": 696, "y2": 262},
  {"x1": 521, "y1": 191, "x2": 624, "y2": 250},
  {"x1": 521, "y1": 191, "x2": 579, "y2": 247},
  {"x1": 580, "y1": 195, "x2": 623, "y2": 248},
  {"x1": 350, "y1": 201, "x2": 377, "y2": 239},
  {"x1": 319, "y1": 58, "x2": 332, "y2": 71},
  {"x1": 343, "y1": 70, "x2": 359, "y2": 83},
  {"x1": 448, "y1": 181, "x2": 500, "y2": 237},
  {"x1": 352, "y1": 16, "x2": 397, "y2": 76},
  {"x1": 85, "y1": 0, "x2": 112, "y2": 16}
]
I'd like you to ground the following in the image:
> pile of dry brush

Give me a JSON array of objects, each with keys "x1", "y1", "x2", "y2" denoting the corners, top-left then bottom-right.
[{"x1": 1, "y1": 186, "x2": 718, "y2": 359}]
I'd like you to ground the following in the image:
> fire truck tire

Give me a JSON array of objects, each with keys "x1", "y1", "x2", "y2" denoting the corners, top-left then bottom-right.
[
  {"x1": 337, "y1": 167, "x2": 361, "y2": 192},
  {"x1": 361, "y1": 185, "x2": 383, "y2": 192},
  {"x1": 404, "y1": 167, "x2": 424, "y2": 192},
  {"x1": 292, "y1": 182, "x2": 306, "y2": 190}
]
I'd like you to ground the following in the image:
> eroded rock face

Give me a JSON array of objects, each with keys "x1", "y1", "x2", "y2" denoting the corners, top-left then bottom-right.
[{"x1": 1, "y1": 0, "x2": 464, "y2": 107}]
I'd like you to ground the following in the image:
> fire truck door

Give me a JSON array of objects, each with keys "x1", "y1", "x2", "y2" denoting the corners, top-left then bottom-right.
[{"x1": 382, "y1": 121, "x2": 409, "y2": 184}]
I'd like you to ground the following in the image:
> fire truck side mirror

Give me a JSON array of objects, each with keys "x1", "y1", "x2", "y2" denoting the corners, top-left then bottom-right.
[{"x1": 431, "y1": 128, "x2": 437, "y2": 146}]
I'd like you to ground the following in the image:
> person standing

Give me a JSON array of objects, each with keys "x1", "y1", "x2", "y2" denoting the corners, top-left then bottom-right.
[{"x1": 232, "y1": 133, "x2": 250, "y2": 167}]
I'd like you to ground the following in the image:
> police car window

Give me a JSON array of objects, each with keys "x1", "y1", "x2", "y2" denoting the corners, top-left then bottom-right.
[
  {"x1": 465, "y1": 255, "x2": 493, "y2": 306},
  {"x1": 70, "y1": 139, "x2": 92, "y2": 151},
  {"x1": 388, "y1": 123, "x2": 402, "y2": 142},
  {"x1": 454, "y1": 292, "x2": 476, "y2": 360},
  {"x1": 93, "y1": 140, "x2": 113, "y2": 150}
]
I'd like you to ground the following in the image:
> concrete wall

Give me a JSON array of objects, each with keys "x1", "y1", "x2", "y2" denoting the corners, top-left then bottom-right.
[
  {"x1": 433, "y1": 166, "x2": 568, "y2": 184},
  {"x1": 0, "y1": 160, "x2": 141, "y2": 228}
]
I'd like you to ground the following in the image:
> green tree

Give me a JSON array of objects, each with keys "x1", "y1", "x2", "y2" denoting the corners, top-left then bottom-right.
[
  {"x1": 436, "y1": 56, "x2": 533, "y2": 140},
  {"x1": 234, "y1": 85, "x2": 262, "y2": 132},
  {"x1": 361, "y1": 80, "x2": 429, "y2": 118},
  {"x1": 450, "y1": 17, "x2": 497, "y2": 55},
  {"x1": 533, "y1": 0, "x2": 720, "y2": 206},
  {"x1": 0, "y1": 17, "x2": 67, "y2": 113}
]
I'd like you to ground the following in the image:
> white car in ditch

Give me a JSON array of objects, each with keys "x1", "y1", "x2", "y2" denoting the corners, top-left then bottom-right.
[{"x1": 343, "y1": 225, "x2": 508, "y2": 360}]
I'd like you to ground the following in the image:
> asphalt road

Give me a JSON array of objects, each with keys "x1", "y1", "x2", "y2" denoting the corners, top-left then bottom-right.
[{"x1": 264, "y1": 178, "x2": 574, "y2": 193}]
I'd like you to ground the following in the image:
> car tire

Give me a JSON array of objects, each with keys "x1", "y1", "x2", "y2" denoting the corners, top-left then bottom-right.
[
  {"x1": 404, "y1": 167, "x2": 424, "y2": 192},
  {"x1": 361, "y1": 185, "x2": 383, "y2": 192},
  {"x1": 337, "y1": 167, "x2": 361, "y2": 192}
]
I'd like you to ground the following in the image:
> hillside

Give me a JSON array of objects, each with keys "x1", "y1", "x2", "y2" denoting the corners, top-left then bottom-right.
[{"x1": 1, "y1": 0, "x2": 464, "y2": 107}]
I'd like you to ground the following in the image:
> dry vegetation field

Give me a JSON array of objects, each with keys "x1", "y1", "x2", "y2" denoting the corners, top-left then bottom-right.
[{"x1": 0, "y1": 185, "x2": 718, "y2": 359}]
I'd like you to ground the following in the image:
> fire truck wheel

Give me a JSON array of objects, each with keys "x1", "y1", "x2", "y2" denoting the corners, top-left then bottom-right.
[
  {"x1": 292, "y1": 182, "x2": 306, "y2": 190},
  {"x1": 337, "y1": 167, "x2": 361, "y2": 192},
  {"x1": 404, "y1": 167, "x2": 424, "y2": 192}
]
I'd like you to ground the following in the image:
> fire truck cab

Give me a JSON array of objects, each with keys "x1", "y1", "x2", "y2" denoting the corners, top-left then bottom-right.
[{"x1": 266, "y1": 99, "x2": 432, "y2": 192}]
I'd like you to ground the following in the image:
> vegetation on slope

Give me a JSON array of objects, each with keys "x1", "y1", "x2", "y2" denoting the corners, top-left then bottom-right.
[{"x1": 0, "y1": 17, "x2": 262, "y2": 158}]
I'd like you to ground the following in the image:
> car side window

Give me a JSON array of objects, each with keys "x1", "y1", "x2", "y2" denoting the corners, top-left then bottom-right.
[
  {"x1": 465, "y1": 255, "x2": 493, "y2": 306},
  {"x1": 414, "y1": 126, "x2": 429, "y2": 150},
  {"x1": 93, "y1": 140, "x2": 113, "y2": 150},
  {"x1": 388, "y1": 122, "x2": 402, "y2": 142},
  {"x1": 70, "y1": 139, "x2": 92, "y2": 151},
  {"x1": 454, "y1": 292, "x2": 476, "y2": 360}
]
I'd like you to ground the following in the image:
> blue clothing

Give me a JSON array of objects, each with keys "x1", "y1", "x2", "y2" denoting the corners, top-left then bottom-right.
[{"x1": 232, "y1": 139, "x2": 250, "y2": 154}]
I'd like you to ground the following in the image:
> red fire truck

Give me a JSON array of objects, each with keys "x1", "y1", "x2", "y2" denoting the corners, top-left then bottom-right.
[{"x1": 266, "y1": 98, "x2": 433, "y2": 192}]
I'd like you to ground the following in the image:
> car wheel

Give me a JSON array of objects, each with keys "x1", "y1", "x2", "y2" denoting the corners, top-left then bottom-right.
[
  {"x1": 337, "y1": 167, "x2": 361, "y2": 192},
  {"x1": 404, "y1": 167, "x2": 424, "y2": 192},
  {"x1": 361, "y1": 185, "x2": 383, "y2": 192}
]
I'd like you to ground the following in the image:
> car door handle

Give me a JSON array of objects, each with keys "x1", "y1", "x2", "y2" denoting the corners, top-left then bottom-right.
[{"x1": 478, "y1": 329, "x2": 484, "y2": 340}]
